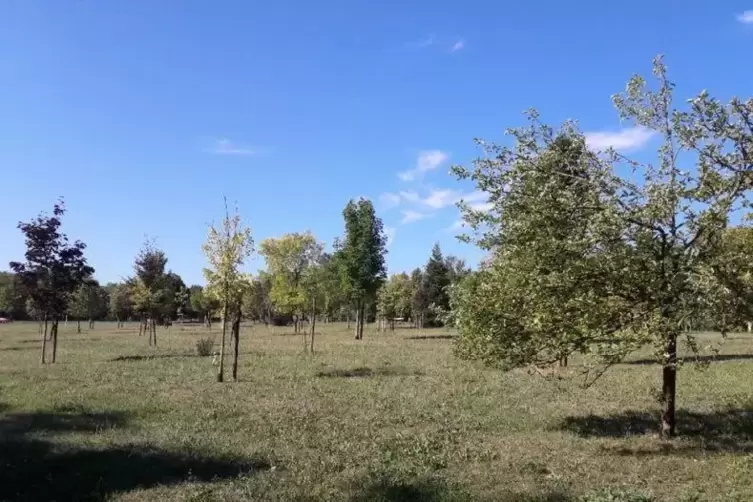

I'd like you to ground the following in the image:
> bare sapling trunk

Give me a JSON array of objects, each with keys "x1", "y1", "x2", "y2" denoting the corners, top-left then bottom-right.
[
  {"x1": 89, "y1": 318, "x2": 94, "y2": 330},
  {"x1": 354, "y1": 302, "x2": 360, "y2": 340},
  {"x1": 51, "y1": 320, "x2": 59, "y2": 363},
  {"x1": 310, "y1": 297, "x2": 316, "y2": 353},
  {"x1": 41, "y1": 314, "x2": 48, "y2": 364},
  {"x1": 359, "y1": 303, "x2": 365, "y2": 340},
  {"x1": 77, "y1": 319, "x2": 81, "y2": 334},
  {"x1": 231, "y1": 304, "x2": 241, "y2": 381},
  {"x1": 138, "y1": 315, "x2": 144, "y2": 336},
  {"x1": 217, "y1": 297, "x2": 228, "y2": 382},
  {"x1": 347, "y1": 309, "x2": 351, "y2": 330},
  {"x1": 152, "y1": 318, "x2": 157, "y2": 347},
  {"x1": 661, "y1": 332, "x2": 678, "y2": 438}
]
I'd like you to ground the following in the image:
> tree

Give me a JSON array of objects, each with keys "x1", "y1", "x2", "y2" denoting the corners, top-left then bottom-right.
[
  {"x1": 421, "y1": 244, "x2": 451, "y2": 326},
  {"x1": 70, "y1": 279, "x2": 107, "y2": 332},
  {"x1": 452, "y1": 56, "x2": 753, "y2": 437},
  {"x1": 377, "y1": 273, "x2": 413, "y2": 331},
  {"x1": 130, "y1": 239, "x2": 168, "y2": 346},
  {"x1": 338, "y1": 198, "x2": 387, "y2": 340},
  {"x1": 260, "y1": 232, "x2": 323, "y2": 336},
  {"x1": 444, "y1": 255, "x2": 471, "y2": 286},
  {"x1": 202, "y1": 202, "x2": 254, "y2": 382},
  {"x1": 9, "y1": 200, "x2": 94, "y2": 363},
  {"x1": 0, "y1": 272, "x2": 26, "y2": 320},
  {"x1": 109, "y1": 283, "x2": 132, "y2": 328},
  {"x1": 243, "y1": 274, "x2": 274, "y2": 324},
  {"x1": 410, "y1": 268, "x2": 427, "y2": 329}
]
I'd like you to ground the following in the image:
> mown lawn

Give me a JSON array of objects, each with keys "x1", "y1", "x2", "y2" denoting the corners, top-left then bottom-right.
[{"x1": 1, "y1": 321, "x2": 752, "y2": 501}]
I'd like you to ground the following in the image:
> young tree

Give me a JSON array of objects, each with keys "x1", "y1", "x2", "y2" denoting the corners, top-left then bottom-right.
[
  {"x1": 421, "y1": 244, "x2": 451, "y2": 326},
  {"x1": 339, "y1": 198, "x2": 387, "y2": 340},
  {"x1": 452, "y1": 57, "x2": 753, "y2": 437},
  {"x1": 259, "y1": 232, "x2": 323, "y2": 336},
  {"x1": 202, "y1": 202, "x2": 254, "y2": 382},
  {"x1": 70, "y1": 279, "x2": 107, "y2": 332},
  {"x1": 130, "y1": 240, "x2": 168, "y2": 346},
  {"x1": 109, "y1": 283, "x2": 132, "y2": 328},
  {"x1": 9, "y1": 200, "x2": 94, "y2": 363},
  {"x1": 410, "y1": 268, "x2": 427, "y2": 330}
]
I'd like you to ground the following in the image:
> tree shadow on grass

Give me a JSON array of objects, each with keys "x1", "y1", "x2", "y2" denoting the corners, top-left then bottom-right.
[
  {"x1": 348, "y1": 476, "x2": 571, "y2": 502},
  {"x1": 0, "y1": 404, "x2": 271, "y2": 501},
  {"x1": 316, "y1": 366, "x2": 423, "y2": 378},
  {"x1": 109, "y1": 353, "x2": 203, "y2": 362},
  {"x1": 406, "y1": 335, "x2": 456, "y2": 340},
  {"x1": 624, "y1": 353, "x2": 753, "y2": 365},
  {"x1": 0, "y1": 346, "x2": 38, "y2": 352},
  {"x1": 556, "y1": 407, "x2": 753, "y2": 455}
]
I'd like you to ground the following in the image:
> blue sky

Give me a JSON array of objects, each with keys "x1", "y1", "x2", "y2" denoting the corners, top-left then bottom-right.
[{"x1": 1, "y1": 1, "x2": 752, "y2": 285}]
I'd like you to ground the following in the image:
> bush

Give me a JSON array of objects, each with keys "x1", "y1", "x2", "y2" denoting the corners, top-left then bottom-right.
[{"x1": 195, "y1": 337, "x2": 214, "y2": 357}]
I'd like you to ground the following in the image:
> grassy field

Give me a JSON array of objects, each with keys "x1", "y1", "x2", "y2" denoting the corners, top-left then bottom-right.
[{"x1": 1, "y1": 322, "x2": 753, "y2": 501}]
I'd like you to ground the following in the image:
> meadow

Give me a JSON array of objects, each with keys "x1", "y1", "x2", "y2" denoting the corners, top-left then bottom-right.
[{"x1": 1, "y1": 321, "x2": 752, "y2": 501}]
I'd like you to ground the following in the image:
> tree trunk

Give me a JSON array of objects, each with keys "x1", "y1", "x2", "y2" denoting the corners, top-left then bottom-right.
[
  {"x1": 231, "y1": 306, "x2": 241, "y2": 381},
  {"x1": 217, "y1": 298, "x2": 228, "y2": 382},
  {"x1": 152, "y1": 318, "x2": 157, "y2": 347},
  {"x1": 347, "y1": 309, "x2": 351, "y2": 330},
  {"x1": 41, "y1": 315, "x2": 48, "y2": 364},
  {"x1": 77, "y1": 319, "x2": 81, "y2": 334},
  {"x1": 358, "y1": 303, "x2": 365, "y2": 340},
  {"x1": 51, "y1": 320, "x2": 59, "y2": 363},
  {"x1": 310, "y1": 297, "x2": 316, "y2": 353},
  {"x1": 138, "y1": 316, "x2": 144, "y2": 336},
  {"x1": 748, "y1": 321, "x2": 752, "y2": 334},
  {"x1": 90, "y1": 318, "x2": 94, "y2": 330},
  {"x1": 354, "y1": 302, "x2": 360, "y2": 340},
  {"x1": 661, "y1": 333, "x2": 678, "y2": 438}
]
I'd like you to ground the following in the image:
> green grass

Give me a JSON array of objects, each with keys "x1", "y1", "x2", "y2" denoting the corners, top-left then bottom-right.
[{"x1": 1, "y1": 321, "x2": 753, "y2": 501}]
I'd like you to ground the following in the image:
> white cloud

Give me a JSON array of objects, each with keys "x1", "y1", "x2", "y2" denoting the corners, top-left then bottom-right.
[
  {"x1": 379, "y1": 192, "x2": 402, "y2": 209},
  {"x1": 398, "y1": 150, "x2": 449, "y2": 181},
  {"x1": 400, "y1": 210, "x2": 432, "y2": 224},
  {"x1": 384, "y1": 226, "x2": 396, "y2": 247},
  {"x1": 738, "y1": 11, "x2": 753, "y2": 23},
  {"x1": 470, "y1": 202, "x2": 494, "y2": 212},
  {"x1": 584, "y1": 126, "x2": 656, "y2": 152},
  {"x1": 446, "y1": 219, "x2": 465, "y2": 232},
  {"x1": 205, "y1": 138, "x2": 257, "y2": 156},
  {"x1": 399, "y1": 190, "x2": 421, "y2": 203},
  {"x1": 450, "y1": 39, "x2": 465, "y2": 52},
  {"x1": 423, "y1": 188, "x2": 461, "y2": 209}
]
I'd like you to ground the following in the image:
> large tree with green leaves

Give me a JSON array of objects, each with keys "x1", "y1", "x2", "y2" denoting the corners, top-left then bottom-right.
[
  {"x1": 108, "y1": 282, "x2": 132, "y2": 328},
  {"x1": 452, "y1": 56, "x2": 753, "y2": 437},
  {"x1": 10, "y1": 200, "x2": 94, "y2": 363},
  {"x1": 202, "y1": 202, "x2": 254, "y2": 382},
  {"x1": 338, "y1": 198, "x2": 387, "y2": 340},
  {"x1": 69, "y1": 278, "x2": 108, "y2": 332},
  {"x1": 420, "y1": 243, "x2": 451, "y2": 326},
  {"x1": 0, "y1": 272, "x2": 26, "y2": 320}
]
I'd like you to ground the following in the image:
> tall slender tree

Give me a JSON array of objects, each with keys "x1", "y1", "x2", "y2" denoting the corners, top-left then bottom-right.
[
  {"x1": 339, "y1": 198, "x2": 387, "y2": 340},
  {"x1": 10, "y1": 200, "x2": 94, "y2": 363}
]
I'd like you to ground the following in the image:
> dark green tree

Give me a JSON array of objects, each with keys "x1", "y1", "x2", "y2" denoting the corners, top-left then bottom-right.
[
  {"x1": 10, "y1": 200, "x2": 94, "y2": 363},
  {"x1": 339, "y1": 198, "x2": 387, "y2": 340},
  {"x1": 421, "y1": 244, "x2": 451, "y2": 326}
]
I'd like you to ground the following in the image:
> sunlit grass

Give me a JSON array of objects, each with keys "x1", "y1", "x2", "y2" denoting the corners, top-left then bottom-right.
[{"x1": 1, "y1": 321, "x2": 752, "y2": 500}]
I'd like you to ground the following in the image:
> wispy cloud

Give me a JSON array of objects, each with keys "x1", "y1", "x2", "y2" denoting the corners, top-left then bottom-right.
[
  {"x1": 379, "y1": 192, "x2": 402, "y2": 209},
  {"x1": 205, "y1": 138, "x2": 258, "y2": 156},
  {"x1": 446, "y1": 219, "x2": 465, "y2": 232},
  {"x1": 398, "y1": 150, "x2": 450, "y2": 181},
  {"x1": 585, "y1": 126, "x2": 656, "y2": 152},
  {"x1": 418, "y1": 35, "x2": 436, "y2": 47},
  {"x1": 738, "y1": 11, "x2": 753, "y2": 23},
  {"x1": 384, "y1": 226, "x2": 396, "y2": 247},
  {"x1": 400, "y1": 210, "x2": 433, "y2": 224},
  {"x1": 450, "y1": 39, "x2": 465, "y2": 52},
  {"x1": 381, "y1": 188, "x2": 487, "y2": 211}
]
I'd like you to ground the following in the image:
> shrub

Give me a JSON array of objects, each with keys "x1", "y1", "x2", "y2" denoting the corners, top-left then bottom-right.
[{"x1": 195, "y1": 337, "x2": 214, "y2": 357}]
